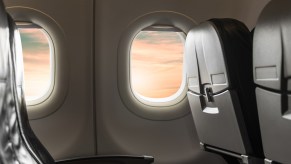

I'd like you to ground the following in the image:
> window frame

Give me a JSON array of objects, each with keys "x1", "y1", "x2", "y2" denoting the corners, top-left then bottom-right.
[
  {"x1": 8, "y1": 6, "x2": 69, "y2": 119},
  {"x1": 117, "y1": 11, "x2": 196, "y2": 120},
  {"x1": 17, "y1": 22, "x2": 55, "y2": 105}
]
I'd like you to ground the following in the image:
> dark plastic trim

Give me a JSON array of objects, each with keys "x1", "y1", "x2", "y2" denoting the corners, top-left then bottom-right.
[{"x1": 56, "y1": 155, "x2": 154, "y2": 164}]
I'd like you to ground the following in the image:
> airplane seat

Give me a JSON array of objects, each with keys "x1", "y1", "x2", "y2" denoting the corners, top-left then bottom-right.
[
  {"x1": 253, "y1": 0, "x2": 291, "y2": 163},
  {"x1": 0, "y1": 1, "x2": 53, "y2": 163},
  {"x1": 0, "y1": 0, "x2": 154, "y2": 163},
  {"x1": 185, "y1": 18, "x2": 263, "y2": 163}
]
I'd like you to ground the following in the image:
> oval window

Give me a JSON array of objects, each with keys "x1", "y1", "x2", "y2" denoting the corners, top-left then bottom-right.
[
  {"x1": 18, "y1": 23, "x2": 54, "y2": 102},
  {"x1": 130, "y1": 26, "x2": 186, "y2": 102}
]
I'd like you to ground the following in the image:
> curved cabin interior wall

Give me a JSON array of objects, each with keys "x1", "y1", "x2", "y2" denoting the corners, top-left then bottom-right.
[{"x1": 4, "y1": 0, "x2": 270, "y2": 163}]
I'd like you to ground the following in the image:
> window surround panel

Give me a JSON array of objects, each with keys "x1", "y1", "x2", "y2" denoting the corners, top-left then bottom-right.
[
  {"x1": 118, "y1": 11, "x2": 196, "y2": 120},
  {"x1": 7, "y1": 6, "x2": 69, "y2": 120}
]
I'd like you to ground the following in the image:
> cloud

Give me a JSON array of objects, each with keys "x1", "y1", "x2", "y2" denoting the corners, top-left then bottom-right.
[
  {"x1": 19, "y1": 29, "x2": 50, "y2": 54},
  {"x1": 19, "y1": 29, "x2": 49, "y2": 44},
  {"x1": 135, "y1": 31, "x2": 184, "y2": 44},
  {"x1": 20, "y1": 28, "x2": 185, "y2": 99},
  {"x1": 131, "y1": 31, "x2": 184, "y2": 98},
  {"x1": 19, "y1": 28, "x2": 52, "y2": 99}
]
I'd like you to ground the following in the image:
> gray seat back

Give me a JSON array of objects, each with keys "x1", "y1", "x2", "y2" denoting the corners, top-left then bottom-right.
[
  {"x1": 253, "y1": 0, "x2": 291, "y2": 163},
  {"x1": 185, "y1": 18, "x2": 263, "y2": 157}
]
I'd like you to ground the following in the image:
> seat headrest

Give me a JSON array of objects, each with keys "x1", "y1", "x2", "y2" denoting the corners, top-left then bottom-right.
[
  {"x1": 185, "y1": 18, "x2": 251, "y2": 94},
  {"x1": 253, "y1": 0, "x2": 291, "y2": 91},
  {"x1": 0, "y1": 0, "x2": 9, "y2": 81},
  {"x1": 7, "y1": 14, "x2": 24, "y2": 101}
]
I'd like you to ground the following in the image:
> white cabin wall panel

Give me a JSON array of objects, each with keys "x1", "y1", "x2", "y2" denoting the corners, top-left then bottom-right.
[
  {"x1": 4, "y1": 0, "x2": 95, "y2": 160},
  {"x1": 1, "y1": 0, "x2": 271, "y2": 163},
  {"x1": 233, "y1": 0, "x2": 271, "y2": 29},
  {"x1": 95, "y1": 0, "x2": 270, "y2": 163},
  {"x1": 94, "y1": 0, "x2": 261, "y2": 163}
]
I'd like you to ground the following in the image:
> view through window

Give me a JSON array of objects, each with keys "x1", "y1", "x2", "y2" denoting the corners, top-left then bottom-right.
[
  {"x1": 131, "y1": 28, "x2": 185, "y2": 99},
  {"x1": 19, "y1": 28, "x2": 52, "y2": 101}
]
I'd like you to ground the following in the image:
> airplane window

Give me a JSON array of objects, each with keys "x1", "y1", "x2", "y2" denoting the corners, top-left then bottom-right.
[
  {"x1": 130, "y1": 26, "x2": 185, "y2": 100},
  {"x1": 19, "y1": 25, "x2": 53, "y2": 101}
]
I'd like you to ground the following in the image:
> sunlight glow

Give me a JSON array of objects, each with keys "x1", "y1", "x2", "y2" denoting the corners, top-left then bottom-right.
[
  {"x1": 19, "y1": 28, "x2": 52, "y2": 101},
  {"x1": 131, "y1": 30, "x2": 185, "y2": 98}
]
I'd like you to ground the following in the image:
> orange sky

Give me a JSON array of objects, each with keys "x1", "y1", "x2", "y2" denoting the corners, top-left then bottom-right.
[
  {"x1": 131, "y1": 31, "x2": 184, "y2": 98},
  {"x1": 19, "y1": 29, "x2": 51, "y2": 100},
  {"x1": 19, "y1": 29, "x2": 184, "y2": 100}
]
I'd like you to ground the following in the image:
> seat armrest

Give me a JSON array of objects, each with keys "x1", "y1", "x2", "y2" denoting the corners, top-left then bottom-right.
[{"x1": 56, "y1": 155, "x2": 154, "y2": 164}]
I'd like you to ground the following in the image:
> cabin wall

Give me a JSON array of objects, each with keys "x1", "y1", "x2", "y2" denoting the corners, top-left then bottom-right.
[
  {"x1": 94, "y1": 0, "x2": 269, "y2": 163},
  {"x1": 4, "y1": 0, "x2": 270, "y2": 163}
]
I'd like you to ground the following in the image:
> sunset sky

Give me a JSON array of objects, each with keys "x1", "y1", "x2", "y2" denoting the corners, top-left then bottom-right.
[
  {"x1": 19, "y1": 29, "x2": 184, "y2": 100},
  {"x1": 19, "y1": 28, "x2": 51, "y2": 100},
  {"x1": 131, "y1": 31, "x2": 184, "y2": 98}
]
